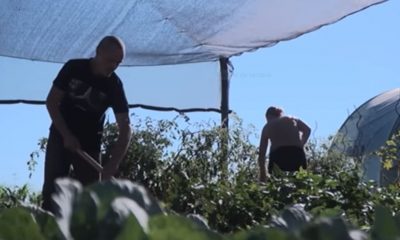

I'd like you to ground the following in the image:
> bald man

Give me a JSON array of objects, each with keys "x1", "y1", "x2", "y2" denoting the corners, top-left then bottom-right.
[
  {"x1": 42, "y1": 36, "x2": 132, "y2": 212},
  {"x1": 258, "y1": 106, "x2": 311, "y2": 182}
]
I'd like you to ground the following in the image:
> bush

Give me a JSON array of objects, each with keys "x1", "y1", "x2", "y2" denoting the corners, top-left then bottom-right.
[
  {"x1": 100, "y1": 114, "x2": 400, "y2": 233},
  {"x1": 0, "y1": 184, "x2": 41, "y2": 209},
  {"x1": 20, "y1": 113, "x2": 400, "y2": 235},
  {"x1": 1, "y1": 178, "x2": 400, "y2": 240}
]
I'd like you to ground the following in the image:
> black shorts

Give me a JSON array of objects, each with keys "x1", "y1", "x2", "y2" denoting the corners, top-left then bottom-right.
[{"x1": 268, "y1": 146, "x2": 307, "y2": 174}]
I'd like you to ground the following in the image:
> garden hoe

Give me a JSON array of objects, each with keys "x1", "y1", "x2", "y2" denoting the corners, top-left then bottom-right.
[{"x1": 76, "y1": 149, "x2": 115, "y2": 181}]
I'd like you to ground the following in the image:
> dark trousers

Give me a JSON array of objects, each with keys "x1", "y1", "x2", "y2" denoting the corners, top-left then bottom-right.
[
  {"x1": 268, "y1": 146, "x2": 307, "y2": 174},
  {"x1": 41, "y1": 128, "x2": 100, "y2": 213}
]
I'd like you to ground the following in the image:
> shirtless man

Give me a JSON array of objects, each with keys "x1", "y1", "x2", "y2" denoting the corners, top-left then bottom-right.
[{"x1": 258, "y1": 106, "x2": 311, "y2": 182}]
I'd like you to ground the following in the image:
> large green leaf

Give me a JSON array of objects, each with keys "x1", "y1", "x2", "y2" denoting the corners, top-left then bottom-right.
[
  {"x1": 114, "y1": 215, "x2": 149, "y2": 240},
  {"x1": 0, "y1": 207, "x2": 45, "y2": 240},
  {"x1": 51, "y1": 178, "x2": 83, "y2": 240},
  {"x1": 22, "y1": 204, "x2": 65, "y2": 240},
  {"x1": 98, "y1": 197, "x2": 149, "y2": 240},
  {"x1": 87, "y1": 179, "x2": 163, "y2": 218},
  {"x1": 186, "y1": 213, "x2": 210, "y2": 230},
  {"x1": 48, "y1": 178, "x2": 164, "y2": 240},
  {"x1": 348, "y1": 230, "x2": 368, "y2": 240},
  {"x1": 370, "y1": 205, "x2": 400, "y2": 240},
  {"x1": 100, "y1": 197, "x2": 149, "y2": 240},
  {"x1": 231, "y1": 227, "x2": 291, "y2": 240},
  {"x1": 70, "y1": 190, "x2": 100, "y2": 240},
  {"x1": 269, "y1": 204, "x2": 310, "y2": 233},
  {"x1": 300, "y1": 217, "x2": 353, "y2": 240},
  {"x1": 149, "y1": 215, "x2": 222, "y2": 240}
]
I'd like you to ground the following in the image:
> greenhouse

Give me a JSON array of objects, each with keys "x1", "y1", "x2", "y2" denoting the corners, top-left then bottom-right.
[{"x1": 330, "y1": 88, "x2": 400, "y2": 186}]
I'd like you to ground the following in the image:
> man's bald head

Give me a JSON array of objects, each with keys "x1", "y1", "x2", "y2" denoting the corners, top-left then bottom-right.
[
  {"x1": 266, "y1": 106, "x2": 283, "y2": 121},
  {"x1": 96, "y1": 36, "x2": 125, "y2": 56},
  {"x1": 93, "y1": 36, "x2": 125, "y2": 77}
]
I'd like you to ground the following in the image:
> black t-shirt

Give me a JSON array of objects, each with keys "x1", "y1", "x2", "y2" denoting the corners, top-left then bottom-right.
[{"x1": 52, "y1": 59, "x2": 128, "y2": 148}]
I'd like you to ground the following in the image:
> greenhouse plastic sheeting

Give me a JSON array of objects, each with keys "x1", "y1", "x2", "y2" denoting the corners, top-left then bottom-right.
[{"x1": 330, "y1": 88, "x2": 400, "y2": 185}]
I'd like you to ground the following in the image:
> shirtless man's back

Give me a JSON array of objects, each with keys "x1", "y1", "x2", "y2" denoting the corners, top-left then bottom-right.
[{"x1": 258, "y1": 106, "x2": 311, "y2": 182}]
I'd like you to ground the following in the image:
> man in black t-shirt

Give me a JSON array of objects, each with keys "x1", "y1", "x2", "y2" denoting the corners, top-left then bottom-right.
[{"x1": 42, "y1": 36, "x2": 132, "y2": 212}]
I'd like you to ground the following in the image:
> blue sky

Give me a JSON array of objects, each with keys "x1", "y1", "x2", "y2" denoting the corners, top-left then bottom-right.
[{"x1": 0, "y1": 1, "x2": 399, "y2": 191}]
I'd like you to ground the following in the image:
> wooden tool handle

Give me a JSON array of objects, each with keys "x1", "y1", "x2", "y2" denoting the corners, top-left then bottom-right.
[{"x1": 76, "y1": 150, "x2": 103, "y2": 173}]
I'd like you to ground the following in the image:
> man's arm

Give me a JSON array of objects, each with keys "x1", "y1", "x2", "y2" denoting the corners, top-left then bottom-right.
[
  {"x1": 46, "y1": 85, "x2": 80, "y2": 151},
  {"x1": 257, "y1": 125, "x2": 269, "y2": 182},
  {"x1": 297, "y1": 119, "x2": 311, "y2": 146},
  {"x1": 102, "y1": 112, "x2": 132, "y2": 179}
]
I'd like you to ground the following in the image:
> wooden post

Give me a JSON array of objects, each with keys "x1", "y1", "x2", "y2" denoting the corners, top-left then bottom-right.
[
  {"x1": 219, "y1": 57, "x2": 229, "y2": 180},
  {"x1": 220, "y1": 58, "x2": 229, "y2": 129}
]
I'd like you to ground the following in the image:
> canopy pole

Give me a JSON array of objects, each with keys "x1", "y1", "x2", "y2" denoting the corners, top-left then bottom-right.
[
  {"x1": 219, "y1": 57, "x2": 229, "y2": 180},
  {"x1": 220, "y1": 57, "x2": 229, "y2": 129}
]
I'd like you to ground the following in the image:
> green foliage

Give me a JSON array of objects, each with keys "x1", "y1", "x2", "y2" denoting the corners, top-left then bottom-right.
[
  {"x1": 305, "y1": 135, "x2": 361, "y2": 176},
  {"x1": 98, "y1": 114, "x2": 400, "y2": 233},
  {"x1": 370, "y1": 205, "x2": 400, "y2": 240},
  {"x1": 0, "y1": 207, "x2": 47, "y2": 240},
  {"x1": 149, "y1": 215, "x2": 222, "y2": 240},
  {"x1": 101, "y1": 114, "x2": 258, "y2": 206},
  {"x1": 11, "y1": 114, "x2": 400, "y2": 238},
  {"x1": 0, "y1": 184, "x2": 41, "y2": 208},
  {"x1": 27, "y1": 137, "x2": 47, "y2": 178},
  {"x1": 1, "y1": 178, "x2": 400, "y2": 239},
  {"x1": 376, "y1": 130, "x2": 400, "y2": 185},
  {"x1": 49, "y1": 178, "x2": 164, "y2": 240}
]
